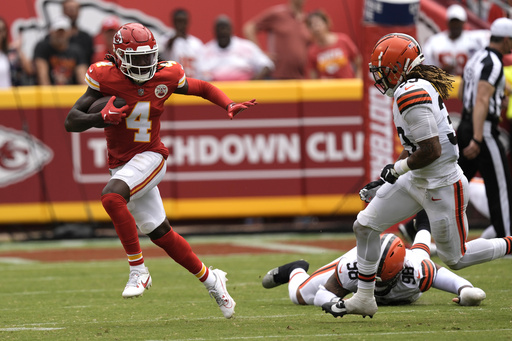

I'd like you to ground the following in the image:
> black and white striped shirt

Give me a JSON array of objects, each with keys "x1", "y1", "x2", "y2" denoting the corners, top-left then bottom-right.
[{"x1": 461, "y1": 47, "x2": 505, "y2": 122}]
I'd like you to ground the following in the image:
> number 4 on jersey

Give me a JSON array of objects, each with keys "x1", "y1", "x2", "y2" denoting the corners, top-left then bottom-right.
[{"x1": 126, "y1": 102, "x2": 152, "y2": 142}]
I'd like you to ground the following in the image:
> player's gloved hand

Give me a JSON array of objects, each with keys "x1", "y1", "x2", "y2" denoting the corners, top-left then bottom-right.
[
  {"x1": 359, "y1": 179, "x2": 385, "y2": 203},
  {"x1": 380, "y1": 164, "x2": 399, "y2": 184},
  {"x1": 452, "y1": 287, "x2": 486, "y2": 306},
  {"x1": 101, "y1": 96, "x2": 128, "y2": 125},
  {"x1": 227, "y1": 99, "x2": 257, "y2": 119}
]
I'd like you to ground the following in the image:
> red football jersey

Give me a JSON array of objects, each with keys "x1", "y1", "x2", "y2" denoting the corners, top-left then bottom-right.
[
  {"x1": 85, "y1": 60, "x2": 186, "y2": 168},
  {"x1": 307, "y1": 33, "x2": 359, "y2": 79}
]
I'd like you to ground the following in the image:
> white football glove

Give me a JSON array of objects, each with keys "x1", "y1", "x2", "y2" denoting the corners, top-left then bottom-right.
[
  {"x1": 359, "y1": 179, "x2": 385, "y2": 203},
  {"x1": 453, "y1": 287, "x2": 486, "y2": 306}
]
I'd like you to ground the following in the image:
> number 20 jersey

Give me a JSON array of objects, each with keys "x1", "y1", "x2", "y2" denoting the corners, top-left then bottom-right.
[
  {"x1": 392, "y1": 78, "x2": 464, "y2": 189},
  {"x1": 85, "y1": 60, "x2": 186, "y2": 169}
]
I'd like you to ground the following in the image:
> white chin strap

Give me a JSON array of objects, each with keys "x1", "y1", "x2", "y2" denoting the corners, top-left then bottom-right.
[{"x1": 385, "y1": 86, "x2": 397, "y2": 97}]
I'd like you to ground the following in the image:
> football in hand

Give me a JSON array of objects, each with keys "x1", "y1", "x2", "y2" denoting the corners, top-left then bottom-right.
[
  {"x1": 87, "y1": 96, "x2": 127, "y2": 114},
  {"x1": 88, "y1": 96, "x2": 127, "y2": 127}
]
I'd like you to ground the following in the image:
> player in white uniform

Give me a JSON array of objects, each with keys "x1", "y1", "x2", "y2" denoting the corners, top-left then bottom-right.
[
  {"x1": 323, "y1": 33, "x2": 512, "y2": 319},
  {"x1": 422, "y1": 4, "x2": 488, "y2": 76},
  {"x1": 261, "y1": 233, "x2": 486, "y2": 312}
]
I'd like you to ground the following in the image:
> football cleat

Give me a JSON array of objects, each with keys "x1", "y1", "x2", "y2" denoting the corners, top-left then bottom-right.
[
  {"x1": 262, "y1": 260, "x2": 309, "y2": 289},
  {"x1": 398, "y1": 220, "x2": 416, "y2": 244},
  {"x1": 122, "y1": 267, "x2": 152, "y2": 298},
  {"x1": 208, "y1": 268, "x2": 236, "y2": 319},
  {"x1": 322, "y1": 297, "x2": 347, "y2": 318},
  {"x1": 341, "y1": 291, "x2": 378, "y2": 318},
  {"x1": 454, "y1": 287, "x2": 486, "y2": 306}
]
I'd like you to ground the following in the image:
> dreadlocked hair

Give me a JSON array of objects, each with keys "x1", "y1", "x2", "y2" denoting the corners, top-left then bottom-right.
[
  {"x1": 406, "y1": 64, "x2": 455, "y2": 100},
  {"x1": 105, "y1": 53, "x2": 116, "y2": 64}
]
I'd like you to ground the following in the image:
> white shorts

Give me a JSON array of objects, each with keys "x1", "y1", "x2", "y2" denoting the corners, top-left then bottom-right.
[
  {"x1": 110, "y1": 151, "x2": 167, "y2": 234},
  {"x1": 357, "y1": 172, "x2": 469, "y2": 265}
]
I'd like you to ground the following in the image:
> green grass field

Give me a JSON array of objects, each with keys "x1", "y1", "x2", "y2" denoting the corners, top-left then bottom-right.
[{"x1": 0, "y1": 233, "x2": 511, "y2": 341}]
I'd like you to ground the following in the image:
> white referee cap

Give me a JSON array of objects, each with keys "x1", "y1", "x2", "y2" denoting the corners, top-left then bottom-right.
[
  {"x1": 446, "y1": 4, "x2": 467, "y2": 22},
  {"x1": 490, "y1": 17, "x2": 512, "y2": 38}
]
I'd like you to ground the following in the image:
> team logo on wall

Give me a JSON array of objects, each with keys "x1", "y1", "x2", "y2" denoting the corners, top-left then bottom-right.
[
  {"x1": 0, "y1": 126, "x2": 53, "y2": 187},
  {"x1": 155, "y1": 84, "x2": 168, "y2": 98}
]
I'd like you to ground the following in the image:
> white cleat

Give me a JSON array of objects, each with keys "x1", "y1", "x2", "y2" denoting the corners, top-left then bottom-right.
[
  {"x1": 342, "y1": 291, "x2": 378, "y2": 318},
  {"x1": 122, "y1": 267, "x2": 152, "y2": 298},
  {"x1": 208, "y1": 268, "x2": 236, "y2": 319},
  {"x1": 453, "y1": 287, "x2": 486, "y2": 306}
]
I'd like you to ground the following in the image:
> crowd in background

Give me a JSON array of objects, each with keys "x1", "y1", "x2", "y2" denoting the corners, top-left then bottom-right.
[
  {"x1": 0, "y1": 0, "x2": 364, "y2": 88},
  {"x1": 0, "y1": 0, "x2": 509, "y2": 87}
]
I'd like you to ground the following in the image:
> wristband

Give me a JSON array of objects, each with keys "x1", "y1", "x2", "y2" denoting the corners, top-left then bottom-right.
[
  {"x1": 472, "y1": 137, "x2": 482, "y2": 147},
  {"x1": 394, "y1": 158, "x2": 411, "y2": 175}
]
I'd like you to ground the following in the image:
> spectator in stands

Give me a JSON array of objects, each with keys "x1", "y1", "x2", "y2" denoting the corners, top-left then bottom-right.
[
  {"x1": 33, "y1": 16, "x2": 87, "y2": 85},
  {"x1": 92, "y1": 16, "x2": 120, "y2": 63},
  {"x1": 0, "y1": 17, "x2": 34, "y2": 87},
  {"x1": 0, "y1": 17, "x2": 12, "y2": 88},
  {"x1": 63, "y1": 0, "x2": 94, "y2": 65},
  {"x1": 305, "y1": 9, "x2": 362, "y2": 79},
  {"x1": 423, "y1": 4, "x2": 488, "y2": 76},
  {"x1": 201, "y1": 15, "x2": 274, "y2": 81},
  {"x1": 160, "y1": 8, "x2": 205, "y2": 79},
  {"x1": 243, "y1": 0, "x2": 311, "y2": 79}
]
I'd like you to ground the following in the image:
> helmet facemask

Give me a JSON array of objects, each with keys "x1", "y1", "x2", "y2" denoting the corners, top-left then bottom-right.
[
  {"x1": 369, "y1": 58, "x2": 402, "y2": 97},
  {"x1": 116, "y1": 45, "x2": 158, "y2": 83}
]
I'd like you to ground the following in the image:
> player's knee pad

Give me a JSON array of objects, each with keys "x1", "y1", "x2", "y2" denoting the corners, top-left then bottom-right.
[
  {"x1": 138, "y1": 221, "x2": 158, "y2": 235},
  {"x1": 430, "y1": 217, "x2": 463, "y2": 268},
  {"x1": 131, "y1": 208, "x2": 166, "y2": 234},
  {"x1": 430, "y1": 217, "x2": 450, "y2": 243},
  {"x1": 353, "y1": 220, "x2": 373, "y2": 239}
]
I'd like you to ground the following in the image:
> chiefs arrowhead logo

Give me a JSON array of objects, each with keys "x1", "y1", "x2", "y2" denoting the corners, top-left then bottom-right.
[{"x1": 0, "y1": 126, "x2": 53, "y2": 187}]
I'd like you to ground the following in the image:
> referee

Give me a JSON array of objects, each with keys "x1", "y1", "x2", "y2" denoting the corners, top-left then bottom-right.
[{"x1": 458, "y1": 17, "x2": 512, "y2": 238}]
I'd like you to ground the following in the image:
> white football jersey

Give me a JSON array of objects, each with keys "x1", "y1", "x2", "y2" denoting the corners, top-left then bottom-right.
[
  {"x1": 423, "y1": 30, "x2": 488, "y2": 76},
  {"x1": 201, "y1": 36, "x2": 274, "y2": 81},
  {"x1": 335, "y1": 249, "x2": 437, "y2": 305},
  {"x1": 392, "y1": 78, "x2": 464, "y2": 188},
  {"x1": 160, "y1": 34, "x2": 205, "y2": 79}
]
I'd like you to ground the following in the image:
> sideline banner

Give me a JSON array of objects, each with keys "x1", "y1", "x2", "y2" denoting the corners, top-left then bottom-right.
[
  {"x1": 0, "y1": 80, "x2": 366, "y2": 223},
  {"x1": 362, "y1": 0, "x2": 419, "y2": 181}
]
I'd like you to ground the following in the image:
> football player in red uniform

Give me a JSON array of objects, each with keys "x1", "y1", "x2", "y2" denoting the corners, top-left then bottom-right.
[{"x1": 65, "y1": 23, "x2": 257, "y2": 319}]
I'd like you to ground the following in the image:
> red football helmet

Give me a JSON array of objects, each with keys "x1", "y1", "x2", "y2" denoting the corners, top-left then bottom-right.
[
  {"x1": 369, "y1": 33, "x2": 424, "y2": 97},
  {"x1": 376, "y1": 233, "x2": 406, "y2": 286},
  {"x1": 113, "y1": 23, "x2": 158, "y2": 82}
]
